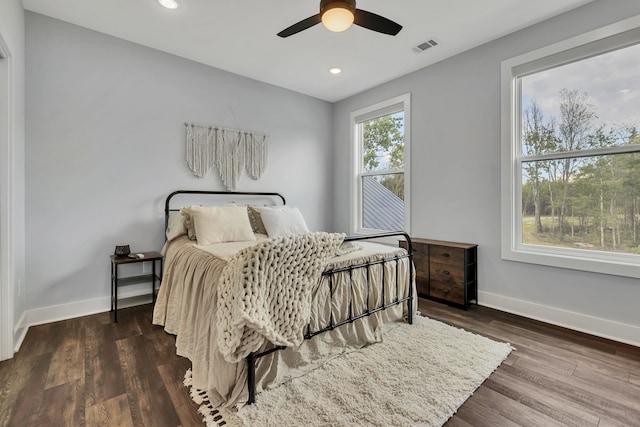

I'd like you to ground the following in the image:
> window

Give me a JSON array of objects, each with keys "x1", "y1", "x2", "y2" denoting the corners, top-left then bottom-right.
[
  {"x1": 501, "y1": 16, "x2": 640, "y2": 278},
  {"x1": 350, "y1": 94, "x2": 410, "y2": 235}
]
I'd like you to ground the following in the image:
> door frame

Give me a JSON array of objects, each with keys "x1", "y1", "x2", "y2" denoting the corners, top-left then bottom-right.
[{"x1": 0, "y1": 33, "x2": 15, "y2": 361}]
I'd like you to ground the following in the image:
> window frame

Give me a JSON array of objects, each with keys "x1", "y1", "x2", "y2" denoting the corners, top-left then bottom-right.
[
  {"x1": 350, "y1": 93, "x2": 411, "y2": 236},
  {"x1": 500, "y1": 14, "x2": 640, "y2": 278}
]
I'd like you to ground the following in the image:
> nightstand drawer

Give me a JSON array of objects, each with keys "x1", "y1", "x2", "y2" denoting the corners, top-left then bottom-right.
[
  {"x1": 401, "y1": 240, "x2": 428, "y2": 262},
  {"x1": 400, "y1": 240, "x2": 429, "y2": 286},
  {"x1": 416, "y1": 280, "x2": 429, "y2": 297},
  {"x1": 414, "y1": 256, "x2": 429, "y2": 278},
  {"x1": 429, "y1": 245, "x2": 464, "y2": 266},
  {"x1": 430, "y1": 262, "x2": 465, "y2": 286},
  {"x1": 429, "y1": 281, "x2": 465, "y2": 305},
  {"x1": 400, "y1": 237, "x2": 477, "y2": 309}
]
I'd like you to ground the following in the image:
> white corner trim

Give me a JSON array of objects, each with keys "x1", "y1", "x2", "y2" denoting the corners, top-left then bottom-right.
[
  {"x1": 479, "y1": 291, "x2": 640, "y2": 347},
  {"x1": 13, "y1": 310, "x2": 27, "y2": 353},
  {"x1": 0, "y1": 35, "x2": 14, "y2": 362}
]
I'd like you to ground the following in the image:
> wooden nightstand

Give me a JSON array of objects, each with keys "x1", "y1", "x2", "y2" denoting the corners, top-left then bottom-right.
[
  {"x1": 400, "y1": 238, "x2": 477, "y2": 308},
  {"x1": 110, "y1": 251, "x2": 163, "y2": 322}
]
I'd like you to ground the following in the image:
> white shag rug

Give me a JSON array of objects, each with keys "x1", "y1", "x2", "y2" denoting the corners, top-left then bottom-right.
[{"x1": 185, "y1": 316, "x2": 513, "y2": 427}]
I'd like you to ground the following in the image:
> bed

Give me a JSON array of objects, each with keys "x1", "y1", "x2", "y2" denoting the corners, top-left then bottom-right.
[{"x1": 152, "y1": 190, "x2": 415, "y2": 408}]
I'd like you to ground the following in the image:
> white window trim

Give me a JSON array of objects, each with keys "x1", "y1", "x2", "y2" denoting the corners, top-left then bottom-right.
[
  {"x1": 500, "y1": 14, "x2": 640, "y2": 279},
  {"x1": 350, "y1": 93, "x2": 411, "y2": 236}
]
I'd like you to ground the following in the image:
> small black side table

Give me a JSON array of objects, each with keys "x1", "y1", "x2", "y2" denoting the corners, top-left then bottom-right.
[{"x1": 110, "y1": 251, "x2": 163, "y2": 322}]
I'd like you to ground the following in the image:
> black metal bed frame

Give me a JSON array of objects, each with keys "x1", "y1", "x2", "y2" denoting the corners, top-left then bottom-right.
[{"x1": 164, "y1": 190, "x2": 414, "y2": 405}]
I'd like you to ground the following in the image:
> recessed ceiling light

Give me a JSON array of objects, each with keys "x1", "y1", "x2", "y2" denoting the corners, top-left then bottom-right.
[
  {"x1": 158, "y1": 0, "x2": 178, "y2": 9},
  {"x1": 329, "y1": 67, "x2": 342, "y2": 75}
]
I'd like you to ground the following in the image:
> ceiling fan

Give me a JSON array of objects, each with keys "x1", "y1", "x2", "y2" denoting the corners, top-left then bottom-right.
[{"x1": 277, "y1": 0, "x2": 402, "y2": 38}]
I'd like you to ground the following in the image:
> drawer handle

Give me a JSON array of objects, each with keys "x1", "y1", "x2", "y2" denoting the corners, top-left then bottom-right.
[
  {"x1": 440, "y1": 288, "x2": 450, "y2": 294},
  {"x1": 442, "y1": 270, "x2": 450, "y2": 276},
  {"x1": 441, "y1": 252, "x2": 450, "y2": 257}
]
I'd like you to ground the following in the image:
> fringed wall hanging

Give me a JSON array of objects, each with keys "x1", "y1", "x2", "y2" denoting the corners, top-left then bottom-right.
[
  {"x1": 185, "y1": 123, "x2": 269, "y2": 190},
  {"x1": 244, "y1": 132, "x2": 268, "y2": 180},
  {"x1": 185, "y1": 124, "x2": 215, "y2": 178}
]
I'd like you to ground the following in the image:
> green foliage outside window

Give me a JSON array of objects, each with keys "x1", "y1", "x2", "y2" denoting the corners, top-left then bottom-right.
[
  {"x1": 363, "y1": 114, "x2": 405, "y2": 199},
  {"x1": 521, "y1": 89, "x2": 640, "y2": 253}
]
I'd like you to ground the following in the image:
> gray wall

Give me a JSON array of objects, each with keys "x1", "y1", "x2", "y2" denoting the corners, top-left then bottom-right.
[
  {"x1": 0, "y1": 0, "x2": 26, "y2": 357},
  {"x1": 332, "y1": 0, "x2": 640, "y2": 343},
  {"x1": 20, "y1": 1, "x2": 640, "y2": 344},
  {"x1": 25, "y1": 13, "x2": 333, "y2": 316}
]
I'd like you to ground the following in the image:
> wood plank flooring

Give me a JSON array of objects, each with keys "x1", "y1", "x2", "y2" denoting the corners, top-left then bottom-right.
[
  {"x1": 0, "y1": 305, "x2": 200, "y2": 427},
  {"x1": 424, "y1": 299, "x2": 640, "y2": 427},
  {"x1": 0, "y1": 299, "x2": 638, "y2": 426}
]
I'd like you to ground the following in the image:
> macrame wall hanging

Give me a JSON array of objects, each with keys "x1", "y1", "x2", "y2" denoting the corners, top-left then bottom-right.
[{"x1": 185, "y1": 123, "x2": 268, "y2": 190}]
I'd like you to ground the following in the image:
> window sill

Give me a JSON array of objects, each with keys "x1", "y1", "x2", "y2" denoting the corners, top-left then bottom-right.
[{"x1": 502, "y1": 244, "x2": 640, "y2": 279}]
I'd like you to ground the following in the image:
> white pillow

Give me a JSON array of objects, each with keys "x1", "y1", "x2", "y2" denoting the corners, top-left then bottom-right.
[
  {"x1": 257, "y1": 206, "x2": 310, "y2": 238},
  {"x1": 166, "y1": 211, "x2": 188, "y2": 242},
  {"x1": 181, "y1": 202, "x2": 238, "y2": 241},
  {"x1": 188, "y1": 205, "x2": 256, "y2": 245}
]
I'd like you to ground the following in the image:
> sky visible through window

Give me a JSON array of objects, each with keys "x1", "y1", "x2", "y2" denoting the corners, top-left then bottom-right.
[
  {"x1": 521, "y1": 42, "x2": 640, "y2": 142},
  {"x1": 518, "y1": 41, "x2": 640, "y2": 254}
]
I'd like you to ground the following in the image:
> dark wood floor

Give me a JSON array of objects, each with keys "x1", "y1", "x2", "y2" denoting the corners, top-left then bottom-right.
[{"x1": 1, "y1": 299, "x2": 639, "y2": 426}]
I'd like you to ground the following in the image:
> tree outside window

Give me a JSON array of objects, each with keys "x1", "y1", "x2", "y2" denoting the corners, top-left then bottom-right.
[
  {"x1": 351, "y1": 95, "x2": 410, "y2": 234},
  {"x1": 502, "y1": 17, "x2": 640, "y2": 277},
  {"x1": 519, "y1": 45, "x2": 640, "y2": 255}
]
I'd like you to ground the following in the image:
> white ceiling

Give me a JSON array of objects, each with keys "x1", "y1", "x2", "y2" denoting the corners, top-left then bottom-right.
[{"x1": 22, "y1": 0, "x2": 593, "y2": 102}]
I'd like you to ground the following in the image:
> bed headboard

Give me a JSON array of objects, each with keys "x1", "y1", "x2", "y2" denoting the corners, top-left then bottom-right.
[{"x1": 164, "y1": 190, "x2": 287, "y2": 233}]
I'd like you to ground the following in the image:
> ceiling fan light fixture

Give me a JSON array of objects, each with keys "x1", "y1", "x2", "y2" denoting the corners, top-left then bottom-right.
[
  {"x1": 321, "y1": 8, "x2": 354, "y2": 32},
  {"x1": 157, "y1": 0, "x2": 178, "y2": 9},
  {"x1": 277, "y1": 0, "x2": 400, "y2": 38},
  {"x1": 320, "y1": 0, "x2": 356, "y2": 32}
]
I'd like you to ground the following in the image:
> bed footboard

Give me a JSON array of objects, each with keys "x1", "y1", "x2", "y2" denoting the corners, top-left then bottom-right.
[{"x1": 247, "y1": 232, "x2": 413, "y2": 404}]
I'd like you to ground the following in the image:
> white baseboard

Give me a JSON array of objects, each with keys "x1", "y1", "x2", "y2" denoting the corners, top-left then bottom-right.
[
  {"x1": 26, "y1": 295, "x2": 111, "y2": 328},
  {"x1": 478, "y1": 291, "x2": 640, "y2": 347},
  {"x1": 14, "y1": 283, "x2": 155, "y2": 353},
  {"x1": 14, "y1": 288, "x2": 638, "y2": 354}
]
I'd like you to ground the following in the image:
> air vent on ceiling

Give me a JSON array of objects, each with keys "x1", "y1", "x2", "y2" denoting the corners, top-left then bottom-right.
[{"x1": 412, "y1": 38, "x2": 439, "y2": 54}]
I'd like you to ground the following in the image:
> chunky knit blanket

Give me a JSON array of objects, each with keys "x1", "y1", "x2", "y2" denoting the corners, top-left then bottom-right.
[{"x1": 216, "y1": 232, "x2": 345, "y2": 363}]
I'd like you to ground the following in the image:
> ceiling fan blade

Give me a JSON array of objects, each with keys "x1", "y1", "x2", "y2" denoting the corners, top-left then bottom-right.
[
  {"x1": 353, "y1": 9, "x2": 402, "y2": 36},
  {"x1": 277, "y1": 14, "x2": 322, "y2": 38}
]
